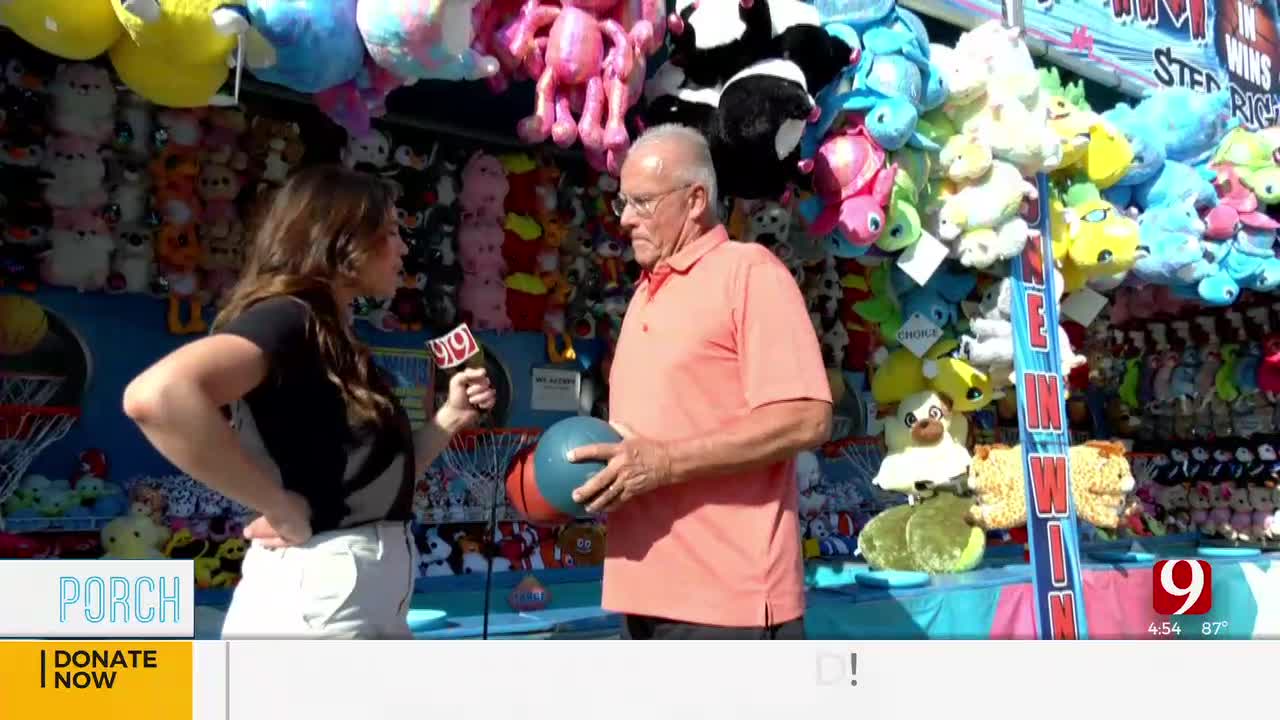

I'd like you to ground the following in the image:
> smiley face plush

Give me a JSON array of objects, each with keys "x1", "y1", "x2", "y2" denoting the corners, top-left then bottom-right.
[{"x1": 873, "y1": 390, "x2": 972, "y2": 496}]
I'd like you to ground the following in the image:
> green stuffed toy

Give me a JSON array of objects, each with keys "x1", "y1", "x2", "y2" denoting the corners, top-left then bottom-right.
[
  {"x1": 878, "y1": 171, "x2": 923, "y2": 253},
  {"x1": 852, "y1": 265, "x2": 903, "y2": 345},
  {"x1": 1039, "y1": 67, "x2": 1090, "y2": 111},
  {"x1": 859, "y1": 491, "x2": 986, "y2": 573}
]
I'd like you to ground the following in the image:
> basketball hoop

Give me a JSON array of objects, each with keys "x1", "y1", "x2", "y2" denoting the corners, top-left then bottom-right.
[
  {"x1": 0, "y1": 405, "x2": 79, "y2": 510},
  {"x1": 439, "y1": 427, "x2": 542, "y2": 642},
  {"x1": 0, "y1": 371, "x2": 80, "y2": 521},
  {"x1": 441, "y1": 428, "x2": 541, "y2": 519},
  {"x1": 819, "y1": 435, "x2": 901, "y2": 514},
  {"x1": 0, "y1": 371, "x2": 65, "y2": 408}
]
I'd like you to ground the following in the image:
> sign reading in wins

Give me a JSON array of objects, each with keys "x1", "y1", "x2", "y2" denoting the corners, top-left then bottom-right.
[{"x1": 1007, "y1": 174, "x2": 1090, "y2": 641}]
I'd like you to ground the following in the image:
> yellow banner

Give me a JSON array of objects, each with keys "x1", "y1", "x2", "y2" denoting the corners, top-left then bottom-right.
[{"x1": 0, "y1": 642, "x2": 192, "y2": 718}]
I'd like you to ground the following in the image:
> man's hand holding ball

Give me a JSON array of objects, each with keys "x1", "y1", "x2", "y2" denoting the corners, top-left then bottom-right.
[{"x1": 569, "y1": 423, "x2": 674, "y2": 514}]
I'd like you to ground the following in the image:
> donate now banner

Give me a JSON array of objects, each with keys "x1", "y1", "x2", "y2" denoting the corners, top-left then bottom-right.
[
  {"x1": 0, "y1": 642, "x2": 193, "y2": 718},
  {"x1": 909, "y1": 0, "x2": 1280, "y2": 128}
]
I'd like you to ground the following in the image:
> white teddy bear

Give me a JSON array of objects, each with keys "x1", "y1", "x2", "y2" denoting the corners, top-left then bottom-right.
[
  {"x1": 958, "y1": 276, "x2": 1086, "y2": 389},
  {"x1": 796, "y1": 450, "x2": 828, "y2": 519}
]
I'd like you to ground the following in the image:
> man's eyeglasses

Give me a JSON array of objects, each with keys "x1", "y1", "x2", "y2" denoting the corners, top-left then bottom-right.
[{"x1": 611, "y1": 183, "x2": 693, "y2": 218}]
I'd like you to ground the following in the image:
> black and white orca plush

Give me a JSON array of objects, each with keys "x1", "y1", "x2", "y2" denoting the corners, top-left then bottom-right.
[
  {"x1": 642, "y1": 61, "x2": 722, "y2": 132},
  {"x1": 667, "y1": 0, "x2": 826, "y2": 88},
  {"x1": 640, "y1": 57, "x2": 815, "y2": 200},
  {"x1": 667, "y1": 0, "x2": 774, "y2": 88},
  {"x1": 716, "y1": 58, "x2": 813, "y2": 161},
  {"x1": 771, "y1": 23, "x2": 856, "y2": 94},
  {"x1": 713, "y1": 58, "x2": 814, "y2": 198}
]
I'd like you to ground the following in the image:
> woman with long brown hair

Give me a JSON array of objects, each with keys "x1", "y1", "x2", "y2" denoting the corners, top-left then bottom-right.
[{"x1": 124, "y1": 165, "x2": 495, "y2": 639}]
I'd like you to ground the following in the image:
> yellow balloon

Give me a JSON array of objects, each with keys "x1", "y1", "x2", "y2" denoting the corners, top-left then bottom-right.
[
  {"x1": 1, "y1": 0, "x2": 123, "y2": 60},
  {"x1": 109, "y1": 0, "x2": 241, "y2": 68},
  {"x1": 109, "y1": 36, "x2": 227, "y2": 108},
  {"x1": 0, "y1": 295, "x2": 49, "y2": 356}
]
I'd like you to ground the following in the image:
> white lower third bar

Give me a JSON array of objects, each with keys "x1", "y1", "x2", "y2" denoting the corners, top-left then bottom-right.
[
  {"x1": 0, "y1": 560, "x2": 194, "y2": 637},
  {"x1": 203, "y1": 640, "x2": 1272, "y2": 719}
]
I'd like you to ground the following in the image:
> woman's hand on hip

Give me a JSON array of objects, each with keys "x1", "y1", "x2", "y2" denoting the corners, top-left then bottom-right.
[
  {"x1": 437, "y1": 367, "x2": 497, "y2": 432},
  {"x1": 243, "y1": 489, "x2": 313, "y2": 548}
]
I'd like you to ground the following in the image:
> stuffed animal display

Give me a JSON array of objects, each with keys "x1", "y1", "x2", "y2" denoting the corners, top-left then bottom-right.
[
  {"x1": 1086, "y1": 295, "x2": 1280, "y2": 549},
  {"x1": 14, "y1": 0, "x2": 1280, "y2": 582},
  {"x1": 966, "y1": 441, "x2": 1136, "y2": 530},
  {"x1": 0, "y1": 53, "x2": 301, "y2": 334},
  {"x1": 325, "y1": 126, "x2": 641, "y2": 433},
  {"x1": 3, "y1": 450, "x2": 256, "y2": 585}
]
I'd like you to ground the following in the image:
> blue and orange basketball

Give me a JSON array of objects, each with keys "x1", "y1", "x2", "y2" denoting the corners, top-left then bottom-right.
[
  {"x1": 505, "y1": 416, "x2": 622, "y2": 525},
  {"x1": 505, "y1": 446, "x2": 570, "y2": 526}
]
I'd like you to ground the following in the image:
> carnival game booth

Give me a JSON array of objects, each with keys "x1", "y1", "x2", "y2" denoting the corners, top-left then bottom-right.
[{"x1": 4, "y1": 0, "x2": 1280, "y2": 641}]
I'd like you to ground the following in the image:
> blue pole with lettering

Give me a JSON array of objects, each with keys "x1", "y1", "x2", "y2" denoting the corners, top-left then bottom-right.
[{"x1": 1008, "y1": 172, "x2": 1089, "y2": 639}]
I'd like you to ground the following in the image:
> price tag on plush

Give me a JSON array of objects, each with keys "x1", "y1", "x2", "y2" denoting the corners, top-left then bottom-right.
[
  {"x1": 1059, "y1": 287, "x2": 1108, "y2": 326},
  {"x1": 895, "y1": 312, "x2": 943, "y2": 358},
  {"x1": 426, "y1": 323, "x2": 484, "y2": 369},
  {"x1": 896, "y1": 231, "x2": 949, "y2": 286}
]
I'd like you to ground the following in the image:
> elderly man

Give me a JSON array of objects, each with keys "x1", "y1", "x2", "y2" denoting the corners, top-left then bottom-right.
[{"x1": 568, "y1": 125, "x2": 833, "y2": 640}]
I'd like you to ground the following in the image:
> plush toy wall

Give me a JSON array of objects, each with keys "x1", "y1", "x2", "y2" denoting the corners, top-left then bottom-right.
[
  {"x1": 13, "y1": 0, "x2": 1280, "y2": 593},
  {"x1": 626, "y1": 0, "x2": 1280, "y2": 570},
  {"x1": 0, "y1": 36, "x2": 652, "y2": 579}
]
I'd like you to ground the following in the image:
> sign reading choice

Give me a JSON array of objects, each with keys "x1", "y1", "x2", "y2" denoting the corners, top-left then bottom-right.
[{"x1": 0, "y1": 560, "x2": 194, "y2": 638}]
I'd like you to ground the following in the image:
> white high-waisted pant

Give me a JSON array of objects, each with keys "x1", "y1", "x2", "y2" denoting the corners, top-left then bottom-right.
[{"x1": 220, "y1": 521, "x2": 417, "y2": 639}]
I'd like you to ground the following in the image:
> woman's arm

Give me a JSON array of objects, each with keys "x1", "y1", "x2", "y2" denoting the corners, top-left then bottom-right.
[{"x1": 123, "y1": 334, "x2": 293, "y2": 516}]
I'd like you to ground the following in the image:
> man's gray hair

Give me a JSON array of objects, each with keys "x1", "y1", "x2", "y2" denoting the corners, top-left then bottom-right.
[{"x1": 630, "y1": 124, "x2": 719, "y2": 211}]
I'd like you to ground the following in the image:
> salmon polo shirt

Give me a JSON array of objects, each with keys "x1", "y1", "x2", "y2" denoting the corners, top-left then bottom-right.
[{"x1": 605, "y1": 225, "x2": 832, "y2": 627}]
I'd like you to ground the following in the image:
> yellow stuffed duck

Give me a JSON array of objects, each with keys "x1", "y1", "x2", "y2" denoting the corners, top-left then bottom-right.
[
  {"x1": 111, "y1": 0, "x2": 250, "y2": 66},
  {"x1": 100, "y1": 511, "x2": 171, "y2": 559},
  {"x1": 870, "y1": 340, "x2": 995, "y2": 413},
  {"x1": 1, "y1": 0, "x2": 124, "y2": 60},
  {"x1": 1050, "y1": 182, "x2": 1139, "y2": 293},
  {"x1": 109, "y1": 38, "x2": 231, "y2": 108},
  {"x1": 107, "y1": 0, "x2": 271, "y2": 107}
]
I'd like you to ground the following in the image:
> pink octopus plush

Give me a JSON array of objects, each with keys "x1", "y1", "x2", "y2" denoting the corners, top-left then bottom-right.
[
  {"x1": 585, "y1": 57, "x2": 647, "y2": 173},
  {"x1": 505, "y1": 0, "x2": 636, "y2": 152},
  {"x1": 610, "y1": 0, "x2": 665, "y2": 56}
]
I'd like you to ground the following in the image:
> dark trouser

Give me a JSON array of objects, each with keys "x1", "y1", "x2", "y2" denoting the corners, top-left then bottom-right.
[{"x1": 622, "y1": 614, "x2": 806, "y2": 640}]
